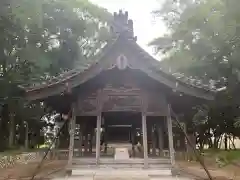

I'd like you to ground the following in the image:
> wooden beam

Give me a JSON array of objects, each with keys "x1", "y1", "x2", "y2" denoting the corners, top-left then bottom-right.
[
  {"x1": 167, "y1": 104, "x2": 175, "y2": 166},
  {"x1": 142, "y1": 114, "x2": 148, "y2": 168}
]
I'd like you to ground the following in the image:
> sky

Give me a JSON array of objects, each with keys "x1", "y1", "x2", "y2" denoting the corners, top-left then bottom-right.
[{"x1": 90, "y1": 0, "x2": 166, "y2": 57}]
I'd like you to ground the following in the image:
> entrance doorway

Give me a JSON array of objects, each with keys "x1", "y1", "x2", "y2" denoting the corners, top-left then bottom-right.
[
  {"x1": 102, "y1": 112, "x2": 142, "y2": 158},
  {"x1": 103, "y1": 112, "x2": 141, "y2": 143},
  {"x1": 107, "y1": 125, "x2": 132, "y2": 143}
]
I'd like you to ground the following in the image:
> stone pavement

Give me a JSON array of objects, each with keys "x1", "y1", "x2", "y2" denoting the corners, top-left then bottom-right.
[
  {"x1": 53, "y1": 168, "x2": 194, "y2": 180},
  {"x1": 52, "y1": 147, "x2": 193, "y2": 180}
]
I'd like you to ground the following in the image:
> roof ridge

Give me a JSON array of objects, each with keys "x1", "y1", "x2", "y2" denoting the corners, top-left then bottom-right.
[
  {"x1": 128, "y1": 40, "x2": 215, "y2": 92},
  {"x1": 21, "y1": 36, "x2": 120, "y2": 91}
]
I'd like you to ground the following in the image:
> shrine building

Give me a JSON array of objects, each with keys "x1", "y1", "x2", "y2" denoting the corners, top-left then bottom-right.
[{"x1": 22, "y1": 10, "x2": 214, "y2": 173}]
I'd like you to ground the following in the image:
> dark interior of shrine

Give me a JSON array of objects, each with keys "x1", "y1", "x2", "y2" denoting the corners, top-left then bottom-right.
[{"x1": 103, "y1": 112, "x2": 141, "y2": 143}]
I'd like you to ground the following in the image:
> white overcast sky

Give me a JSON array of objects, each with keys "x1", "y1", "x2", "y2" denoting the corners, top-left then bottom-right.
[{"x1": 90, "y1": 0, "x2": 166, "y2": 57}]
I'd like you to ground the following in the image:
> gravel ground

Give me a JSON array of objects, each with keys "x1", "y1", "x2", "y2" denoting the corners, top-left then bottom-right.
[
  {"x1": 177, "y1": 161, "x2": 240, "y2": 180},
  {"x1": 0, "y1": 160, "x2": 67, "y2": 180},
  {"x1": 0, "y1": 160, "x2": 239, "y2": 180}
]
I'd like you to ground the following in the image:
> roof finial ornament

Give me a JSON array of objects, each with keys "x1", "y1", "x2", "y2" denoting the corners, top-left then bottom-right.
[{"x1": 111, "y1": 9, "x2": 136, "y2": 40}]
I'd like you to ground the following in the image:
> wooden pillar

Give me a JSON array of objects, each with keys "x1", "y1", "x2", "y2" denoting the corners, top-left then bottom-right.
[
  {"x1": 96, "y1": 115, "x2": 101, "y2": 165},
  {"x1": 167, "y1": 104, "x2": 175, "y2": 166},
  {"x1": 152, "y1": 124, "x2": 156, "y2": 156},
  {"x1": 79, "y1": 131, "x2": 83, "y2": 156},
  {"x1": 142, "y1": 114, "x2": 148, "y2": 168},
  {"x1": 78, "y1": 121, "x2": 83, "y2": 157},
  {"x1": 67, "y1": 104, "x2": 76, "y2": 170},
  {"x1": 89, "y1": 130, "x2": 93, "y2": 154},
  {"x1": 147, "y1": 127, "x2": 151, "y2": 155},
  {"x1": 157, "y1": 124, "x2": 164, "y2": 156},
  {"x1": 104, "y1": 120, "x2": 108, "y2": 154},
  {"x1": 131, "y1": 125, "x2": 136, "y2": 157},
  {"x1": 84, "y1": 133, "x2": 89, "y2": 154}
]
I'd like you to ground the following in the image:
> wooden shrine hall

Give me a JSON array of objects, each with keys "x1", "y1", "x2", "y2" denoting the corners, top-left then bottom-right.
[{"x1": 22, "y1": 10, "x2": 214, "y2": 172}]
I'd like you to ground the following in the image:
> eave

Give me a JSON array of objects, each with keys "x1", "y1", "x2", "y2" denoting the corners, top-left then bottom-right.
[{"x1": 20, "y1": 35, "x2": 215, "y2": 101}]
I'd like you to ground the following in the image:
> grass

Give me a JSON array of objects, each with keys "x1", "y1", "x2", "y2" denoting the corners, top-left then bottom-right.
[
  {"x1": 203, "y1": 149, "x2": 240, "y2": 167},
  {"x1": 0, "y1": 147, "x2": 44, "y2": 157},
  {"x1": 0, "y1": 149, "x2": 24, "y2": 157}
]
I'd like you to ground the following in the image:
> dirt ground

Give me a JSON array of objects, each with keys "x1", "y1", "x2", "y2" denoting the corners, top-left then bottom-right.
[
  {"x1": 0, "y1": 159, "x2": 240, "y2": 180},
  {"x1": 177, "y1": 161, "x2": 240, "y2": 180},
  {"x1": 0, "y1": 160, "x2": 67, "y2": 180}
]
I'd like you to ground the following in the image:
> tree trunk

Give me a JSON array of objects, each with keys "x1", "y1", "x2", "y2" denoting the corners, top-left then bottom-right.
[
  {"x1": 25, "y1": 122, "x2": 29, "y2": 149},
  {"x1": 198, "y1": 134, "x2": 204, "y2": 150},
  {"x1": 213, "y1": 136, "x2": 220, "y2": 149},
  {"x1": 0, "y1": 105, "x2": 9, "y2": 151},
  {"x1": 218, "y1": 135, "x2": 223, "y2": 149},
  {"x1": 199, "y1": 141, "x2": 204, "y2": 151},
  {"x1": 8, "y1": 114, "x2": 15, "y2": 148},
  {"x1": 224, "y1": 134, "x2": 228, "y2": 150},
  {"x1": 230, "y1": 136, "x2": 236, "y2": 150}
]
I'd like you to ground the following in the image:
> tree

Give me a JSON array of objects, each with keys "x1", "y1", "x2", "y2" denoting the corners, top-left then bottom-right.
[
  {"x1": 151, "y1": 0, "x2": 240, "y2": 88},
  {"x1": 150, "y1": 0, "x2": 240, "y2": 149},
  {"x1": 0, "y1": 0, "x2": 112, "y2": 151}
]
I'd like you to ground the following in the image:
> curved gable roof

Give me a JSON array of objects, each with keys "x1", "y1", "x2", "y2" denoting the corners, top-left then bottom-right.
[{"x1": 21, "y1": 35, "x2": 215, "y2": 101}]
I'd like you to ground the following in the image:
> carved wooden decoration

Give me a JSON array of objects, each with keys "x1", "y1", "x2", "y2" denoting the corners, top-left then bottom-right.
[
  {"x1": 77, "y1": 93, "x2": 98, "y2": 115},
  {"x1": 101, "y1": 82, "x2": 142, "y2": 112},
  {"x1": 103, "y1": 83, "x2": 140, "y2": 95},
  {"x1": 103, "y1": 95, "x2": 141, "y2": 112},
  {"x1": 76, "y1": 81, "x2": 168, "y2": 116}
]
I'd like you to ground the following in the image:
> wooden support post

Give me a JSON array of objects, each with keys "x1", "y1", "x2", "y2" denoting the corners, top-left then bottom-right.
[
  {"x1": 67, "y1": 105, "x2": 76, "y2": 171},
  {"x1": 96, "y1": 115, "x2": 101, "y2": 165},
  {"x1": 131, "y1": 125, "x2": 136, "y2": 157},
  {"x1": 104, "y1": 121, "x2": 108, "y2": 154},
  {"x1": 84, "y1": 134, "x2": 89, "y2": 154},
  {"x1": 142, "y1": 114, "x2": 148, "y2": 168},
  {"x1": 157, "y1": 124, "x2": 164, "y2": 156},
  {"x1": 167, "y1": 104, "x2": 175, "y2": 166},
  {"x1": 79, "y1": 131, "x2": 83, "y2": 156},
  {"x1": 152, "y1": 125, "x2": 156, "y2": 156},
  {"x1": 89, "y1": 130, "x2": 93, "y2": 154},
  {"x1": 78, "y1": 121, "x2": 83, "y2": 157}
]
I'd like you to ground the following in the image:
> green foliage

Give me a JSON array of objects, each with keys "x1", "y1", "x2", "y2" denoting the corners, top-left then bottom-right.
[
  {"x1": 151, "y1": 0, "x2": 240, "y2": 149},
  {"x1": 204, "y1": 149, "x2": 240, "y2": 167},
  {"x1": 0, "y1": 0, "x2": 111, "y2": 151},
  {"x1": 151, "y1": 0, "x2": 240, "y2": 88}
]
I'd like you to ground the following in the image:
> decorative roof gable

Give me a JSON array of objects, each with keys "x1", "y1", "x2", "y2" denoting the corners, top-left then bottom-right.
[{"x1": 21, "y1": 10, "x2": 215, "y2": 101}]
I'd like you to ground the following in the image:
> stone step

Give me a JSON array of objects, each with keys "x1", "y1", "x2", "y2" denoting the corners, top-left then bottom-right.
[
  {"x1": 72, "y1": 163, "x2": 171, "y2": 169},
  {"x1": 150, "y1": 177, "x2": 193, "y2": 180},
  {"x1": 72, "y1": 158, "x2": 171, "y2": 165},
  {"x1": 71, "y1": 168, "x2": 172, "y2": 177},
  {"x1": 53, "y1": 176, "x2": 192, "y2": 180}
]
